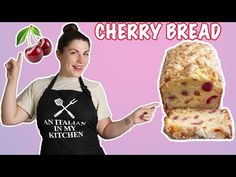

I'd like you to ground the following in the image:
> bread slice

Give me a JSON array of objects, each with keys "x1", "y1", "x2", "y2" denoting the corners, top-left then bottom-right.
[{"x1": 163, "y1": 108, "x2": 233, "y2": 140}]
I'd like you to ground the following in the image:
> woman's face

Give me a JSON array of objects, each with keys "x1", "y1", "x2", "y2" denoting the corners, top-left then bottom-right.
[{"x1": 57, "y1": 39, "x2": 90, "y2": 77}]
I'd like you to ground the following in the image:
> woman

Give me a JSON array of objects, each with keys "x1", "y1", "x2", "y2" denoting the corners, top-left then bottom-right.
[{"x1": 1, "y1": 23, "x2": 159, "y2": 155}]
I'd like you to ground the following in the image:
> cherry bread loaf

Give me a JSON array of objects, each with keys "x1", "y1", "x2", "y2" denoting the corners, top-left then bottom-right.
[
  {"x1": 163, "y1": 108, "x2": 232, "y2": 140},
  {"x1": 160, "y1": 42, "x2": 224, "y2": 113},
  {"x1": 159, "y1": 41, "x2": 233, "y2": 140}
]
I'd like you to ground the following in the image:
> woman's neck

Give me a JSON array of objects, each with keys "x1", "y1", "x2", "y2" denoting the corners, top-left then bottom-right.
[{"x1": 58, "y1": 70, "x2": 81, "y2": 78}]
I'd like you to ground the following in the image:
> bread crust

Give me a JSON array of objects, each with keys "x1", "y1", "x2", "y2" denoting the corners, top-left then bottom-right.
[{"x1": 160, "y1": 42, "x2": 223, "y2": 89}]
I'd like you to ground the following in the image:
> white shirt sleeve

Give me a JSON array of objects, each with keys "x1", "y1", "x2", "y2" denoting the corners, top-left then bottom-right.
[
  {"x1": 17, "y1": 81, "x2": 37, "y2": 122},
  {"x1": 94, "y1": 84, "x2": 112, "y2": 121}
]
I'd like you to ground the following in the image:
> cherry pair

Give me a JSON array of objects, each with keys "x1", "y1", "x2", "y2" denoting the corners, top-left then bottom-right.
[{"x1": 25, "y1": 38, "x2": 52, "y2": 63}]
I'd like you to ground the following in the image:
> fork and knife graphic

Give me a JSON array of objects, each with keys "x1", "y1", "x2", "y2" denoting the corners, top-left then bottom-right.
[{"x1": 54, "y1": 98, "x2": 78, "y2": 119}]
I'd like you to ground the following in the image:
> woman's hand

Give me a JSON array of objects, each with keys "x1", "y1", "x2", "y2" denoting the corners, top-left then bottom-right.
[
  {"x1": 130, "y1": 102, "x2": 160, "y2": 125},
  {"x1": 97, "y1": 102, "x2": 160, "y2": 139},
  {"x1": 5, "y1": 52, "x2": 23, "y2": 81}
]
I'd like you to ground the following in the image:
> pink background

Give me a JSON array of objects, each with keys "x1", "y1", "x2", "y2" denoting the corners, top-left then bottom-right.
[{"x1": 0, "y1": 22, "x2": 235, "y2": 154}]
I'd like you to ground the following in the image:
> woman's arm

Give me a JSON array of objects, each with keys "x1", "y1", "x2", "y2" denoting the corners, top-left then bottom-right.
[
  {"x1": 1, "y1": 52, "x2": 30, "y2": 126},
  {"x1": 97, "y1": 102, "x2": 159, "y2": 139}
]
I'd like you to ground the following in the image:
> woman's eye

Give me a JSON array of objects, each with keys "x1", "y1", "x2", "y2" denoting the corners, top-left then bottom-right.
[
  {"x1": 71, "y1": 51, "x2": 76, "y2": 55},
  {"x1": 84, "y1": 53, "x2": 89, "y2": 56}
]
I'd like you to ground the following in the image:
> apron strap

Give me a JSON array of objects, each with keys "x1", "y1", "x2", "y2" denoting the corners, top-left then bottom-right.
[
  {"x1": 48, "y1": 74, "x2": 58, "y2": 90},
  {"x1": 44, "y1": 74, "x2": 58, "y2": 94},
  {"x1": 41, "y1": 74, "x2": 58, "y2": 98},
  {"x1": 79, "y1": 77, "x2": 92, "y2": 100},
  {"x1": 78, "y1": 77, "x2": 98, "y2": 129}
]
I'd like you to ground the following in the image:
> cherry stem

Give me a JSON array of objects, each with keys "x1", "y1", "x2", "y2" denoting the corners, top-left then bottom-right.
[
  {"x1": 30, "y1": 25, "x2": 40, "y2": 44},
  {"x1": 27, "y1": 27, "x2": 32, "y2": 48}
]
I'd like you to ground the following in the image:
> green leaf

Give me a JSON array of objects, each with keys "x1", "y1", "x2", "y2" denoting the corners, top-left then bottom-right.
[
  {"x1": 16, "y1": 27, "x2": 29, "y2": 46},
  {"x1": 31, "y1": 25, "x2": 41, "y2": 37}
]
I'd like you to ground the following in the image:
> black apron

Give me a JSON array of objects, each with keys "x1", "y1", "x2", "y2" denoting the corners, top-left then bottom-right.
[{"x1": 36, "y1": 75, "x2": 105, "y2": 155}]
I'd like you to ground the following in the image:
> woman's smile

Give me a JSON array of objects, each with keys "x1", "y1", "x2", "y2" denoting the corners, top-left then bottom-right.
[{"x1": 73, "y1": 65, "x2": 83, "y2": 72}]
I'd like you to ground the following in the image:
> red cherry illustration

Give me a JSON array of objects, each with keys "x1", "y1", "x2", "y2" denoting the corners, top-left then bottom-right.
[
  {"x1": 25, "y1": 45, "x2": 43, "y2": 63},
  {"x1": 38, "y1": 38, "x2": 52, "y2": 56}
]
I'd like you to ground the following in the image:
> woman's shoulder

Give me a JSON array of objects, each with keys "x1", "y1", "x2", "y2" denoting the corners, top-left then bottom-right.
[
  {"x1": 29, "y1": 75, "x2": 55, "y2": 88},
  {"x1": 82, "y1": 77, "x2": 103, "y2": 90}
]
